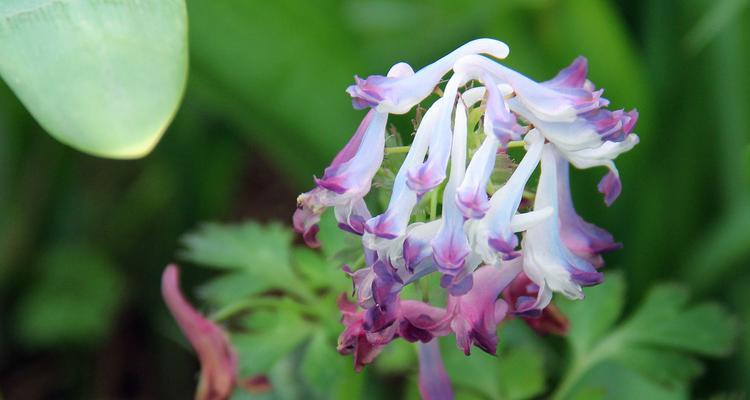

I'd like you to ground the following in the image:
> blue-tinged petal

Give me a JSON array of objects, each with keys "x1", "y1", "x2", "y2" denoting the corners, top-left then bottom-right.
[
  {"x1": 455, "y1": 134, "x2": 498, "y2": 219},
  {"x1": 482, "y1": 130, "x2": 544, "y2": 259},
  {"x1": 366, "y1": 98, "x2": 445, "y2": 239},
  {"x1": 418, "y1": 340, "x2": 455, "y2": 400},
  {"x1": 334, "y1": 197, "x2": 372, "y2": 236},
  {"x1": 316, "y1": 110, "x2": 388, "y2": 197},
  {"x1": 407, "y1": 74, "x2": 465, "y2": 194},
  {"x1": 447, "y1": 260, "x2": 521, "y2": 355},
  {"x1": 560, "y1": 134, "x2": 639, "y2": 205},
  {"x1": 556, "y1": 156, "x2": 621, "y2": 267},
  {"x1": 347, "y1": 39, "x2": 509, "y2": 114},
  {"x1": 481, "y1": 72, "x2": 525, "y2": 144},
  {"x1": 431, "y1": 101, "x2": 470, "y2": 274},
  {"x1": 522, "y1": 146, "x2": 602, "y2": 303}
]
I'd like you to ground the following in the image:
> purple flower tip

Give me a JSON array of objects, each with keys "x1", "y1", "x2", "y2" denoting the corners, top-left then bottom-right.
[
  {"x1": 514, "y1": 296, "x2": 543, "y2": 317},
  {"x1": 314, "y1": 175, "x2": 349, "y2": 195},
  {"x1": 441, "y1": 273, "x2": 474, "y2": 296},
  {"x1": 455, "y1": 190, "x2": 490, "y2": 219},
  {"x1": 406, "y1": 165, "x2": 446, "y2": 195},
  {"x1": 364, "y1": 214, "x2": 400, "y2": 239},
  {"x1": 292, "y1": 206, "x2": 321, "y2": 248},
  {"x1": 487, "y1": 233, "x2": 520, "y2": 258},
  {"x1": 597, "y1": 170, "x2": 621, "y2": 206},
  {"x1": 546, "y1": 56, "x2": 589, "y2": 89},
  {"x1": 570, "y1": 270, "x2": 604, "y2": 286},
  {"x1": 347, "y1": 75, "x2": 387, "y2": 110}
]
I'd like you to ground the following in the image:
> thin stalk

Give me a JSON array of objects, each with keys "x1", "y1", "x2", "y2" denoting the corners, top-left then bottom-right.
[
  {"x1": 429, "y1": 189, "x2": 439, "y2": 220},
  {"x1": 385, "y1": 146, "x2": 411, "y2": 155},
  {"x1": 386, "y1": 140, "x2": 524, "y2": 156}
]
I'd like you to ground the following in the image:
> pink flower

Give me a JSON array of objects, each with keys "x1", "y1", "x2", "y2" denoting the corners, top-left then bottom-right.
[{"x1": 162, "y1": 265, "x2": 238, "y2": 400}]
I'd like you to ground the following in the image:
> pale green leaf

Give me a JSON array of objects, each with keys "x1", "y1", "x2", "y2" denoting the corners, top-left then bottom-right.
[
  {"x1": 569, "y1": 362, "x2": 687, "y2": 400},
  {"x1": 0, "y1": 0, "x2": 188, "y2": 158},
  {"x1": 181, "y1": 221, "x2": 293, "y2": 272},
  {"x1": 233, "y1": 309, "x2": 312, "y2": 377},
  {"x1": 618, "y1": 285, "x2": 736, "y2": 356},
  {"x1": 609, "y1": 347, "x2": 703, "y2": 387},
  {"x1": 300, "y1": 329, "x2": 349, "y2": 398}
]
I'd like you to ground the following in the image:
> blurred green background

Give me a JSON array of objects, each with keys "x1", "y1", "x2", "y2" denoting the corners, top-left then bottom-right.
[{"x1": 0, "y1": 0, "x2": 748, "y2": 398}]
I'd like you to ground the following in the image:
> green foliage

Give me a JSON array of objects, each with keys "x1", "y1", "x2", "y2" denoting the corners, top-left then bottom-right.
[
  {"x1": 554, "y1": 272, "x2": 737, "y2": 399},
  {"x1": 0, "y1": 0, "x2": 748, "y2": 397},
  {"x1": 441, "y1": 335, "x2": 546, "y2": 400},
  {"x1": 13, "y1": 243, "x2": 122, "y2": 347},
  {"x1": 181, "y1": 221, "x2": 315, "y2": 305},
  {"x1": 180, "y1": 219, "x2": 362, "y2": 399},
  {"x1": 0, "y1": 0, "x2": 188, "y2": 158}
]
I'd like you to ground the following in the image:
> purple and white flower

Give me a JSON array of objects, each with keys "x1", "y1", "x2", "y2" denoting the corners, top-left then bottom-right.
[{"x1": 294, "y1": 39, "x2": 638, "y2": 395}]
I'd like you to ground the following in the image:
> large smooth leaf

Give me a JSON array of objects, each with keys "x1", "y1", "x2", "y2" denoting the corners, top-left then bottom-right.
[{"x1": 0, "y1": 0, "x2": 188, "y2": 158}]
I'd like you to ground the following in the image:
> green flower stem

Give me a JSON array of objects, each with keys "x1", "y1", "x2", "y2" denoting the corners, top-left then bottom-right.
[
  {"x1": 429, "y1": 188, "x2": 439, "y2": 220},
  {"x1": 385, "y1": 140, "x2": 525, "y2": 156},
  {"x1": 384, "y1": 146, "x2": 411, "y2": 155}
]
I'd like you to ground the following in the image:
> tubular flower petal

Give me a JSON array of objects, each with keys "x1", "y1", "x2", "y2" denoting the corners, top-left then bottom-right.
[
  {"x1": 315, "y1": 110, "x2": 388, "y2": 196},
  {"x1": 431, "y1": 101, "x2": 471, "y2": 275},
  {"x1": 294, "y1": 110, "x2": 388, "y2": 245},
  {"x1": 504, "y1": 271, "x2": 569, "y2": 335},
  {"x1": 562, "y1": 134, "x2": 639, "y2": 205},
  {"x1": 482, "y1": 130, "x2": 545, "y2": 260},
  {"x1": 347, "y1": 38, "x2": 509, "y2": 114},
  {"x1": 418, "y1": 340, "x2": 455, "y2": 400},
  {"x1": 522, "y1": 146, "x2": 603, "y2": 308},
  {"x1": 162, "y1": 265, "x2": 238, "y2": 400},
  {"x1": 406, "y1": 73, "x2": 465, "y2": 194},
  {"x1": 293, "y1": 40, "x2": 638, "y2": 385},
  {"x1": 555, "y1": 156, "x2": 621, "y2": 267},
  {"x1": 447, "y1": 259, "x2": 522, "y2": 355},
  {"x1": 455, "y1": 134, "x2": 498, "y2": 219},
  {"x1": 335, "y1": 197, "x2": 372, "y2": 236},
  {"x1": 337, "y1": 294, "x2": 387, "y2": 372},
  {"x1": 366, "y1": 98, "x2": 446, "y2": 239}
]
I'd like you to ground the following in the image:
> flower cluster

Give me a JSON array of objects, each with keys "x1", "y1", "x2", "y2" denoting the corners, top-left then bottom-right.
[{"x1": 294, "y1": 39, "x2": 638, "y2": 377}]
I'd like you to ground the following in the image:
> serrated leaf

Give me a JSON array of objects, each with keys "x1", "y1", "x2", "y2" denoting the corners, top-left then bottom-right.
[
  {"x1": 618, "y1": 285, "x2": 736, "y2": 356},
  {"x1": 568, "y1": 361, "x2": 687, "y2": 400},
  {"x1": 300, "y1": 329, "x2": 348, "y2": 398},
  {"x1": 609, "y1": 347, "x2": 703, "y2": 387},
  {"x1": 292, "y1": 248, "x2": 348, "y2": 293},
  {"x1": 182, "y1": 221, "x2": 292, "y2": 272},
  {"x1": 233, "y1": 310, "x2": 312, "y2": 377},
  {"x1": 555, "y1": 276, "x2": 737, "y2": 400},
  {"x1": 0, "y1": 0, "x2": 188, "y2": 158},
  {"x1": 197, "y1": 271, "x2": 273, "y2": 308}
]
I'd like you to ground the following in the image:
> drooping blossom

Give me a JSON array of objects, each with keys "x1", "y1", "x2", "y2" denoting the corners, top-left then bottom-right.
[
  {"x1": 162, "y1": 265, "x2": 238, "y2": 400},
  {"x1": 418, "y1": 340, "x2": 454, "y2": 400},
  {"x1": 293, "y1": 38, "x2": 638, "y2": 396}
]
